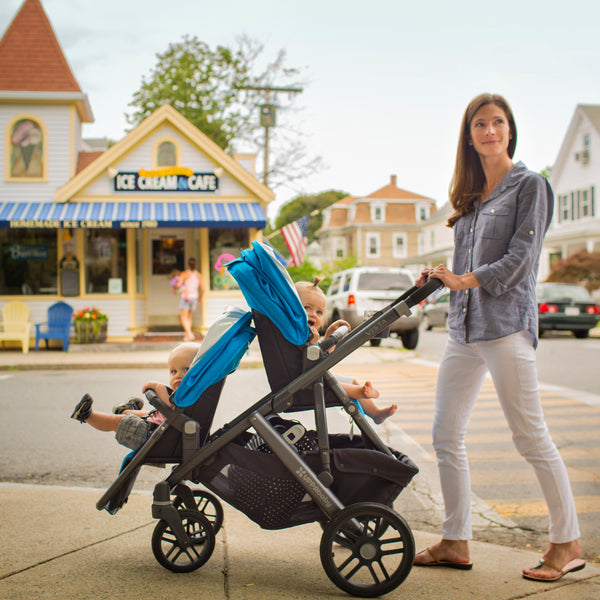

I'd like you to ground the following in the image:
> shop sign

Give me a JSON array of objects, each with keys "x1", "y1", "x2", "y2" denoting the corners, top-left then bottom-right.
[
  {"x1": 8, "y1": 244, "x2": 49, "y2": 260},
  {"x1": 114, "y1": 169, "x2": 219, "y2": 193},
  {"x1": 9, "y1": 220, "x2": 159, "y2": 229}
]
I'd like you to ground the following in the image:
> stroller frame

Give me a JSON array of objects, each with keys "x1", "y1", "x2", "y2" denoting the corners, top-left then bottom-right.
[{"x1": 96, "y1": 255, "x2": 441, "y2": 597}]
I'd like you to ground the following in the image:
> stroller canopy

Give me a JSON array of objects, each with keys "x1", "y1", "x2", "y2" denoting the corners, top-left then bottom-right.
[
  {"x1": 226, "y1": 241, "x2": 310, "y2": 346},
  {"x1": 173, "y1": 306, "x2": 256, "y2": 407}
]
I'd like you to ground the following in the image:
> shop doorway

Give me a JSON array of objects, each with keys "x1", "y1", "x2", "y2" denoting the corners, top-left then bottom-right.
[{"x1": 147, "y1": 230, "x2": 186, "y2": 330}]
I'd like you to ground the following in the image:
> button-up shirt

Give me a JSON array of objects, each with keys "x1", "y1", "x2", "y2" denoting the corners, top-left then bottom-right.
[{"x1": 448, "y1": 162, "x2": 553, "y2": 348}]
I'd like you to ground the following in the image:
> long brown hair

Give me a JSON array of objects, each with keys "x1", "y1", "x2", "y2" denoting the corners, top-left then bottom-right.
[{"x1": 447, "y1": 93, "x2": 517, "y2": 227}]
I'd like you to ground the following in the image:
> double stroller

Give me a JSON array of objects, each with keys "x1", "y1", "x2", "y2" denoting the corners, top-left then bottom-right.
[{"x1": 96, "y1": 241, "x2": 441, "y2": 597}]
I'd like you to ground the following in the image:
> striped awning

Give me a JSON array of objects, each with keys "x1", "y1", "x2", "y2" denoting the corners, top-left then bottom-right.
[{"x1": 0, "y1": 201, "x2": 266, "y2": 229}]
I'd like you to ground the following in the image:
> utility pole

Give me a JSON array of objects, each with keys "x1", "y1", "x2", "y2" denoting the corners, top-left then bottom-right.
[{"x1": 236, "y1": 85, "x2": 302, "y2": 188}]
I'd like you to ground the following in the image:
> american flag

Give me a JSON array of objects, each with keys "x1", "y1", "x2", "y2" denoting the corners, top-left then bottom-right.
[{"x1": 281, "y1": 215, "x2": 309, "y2": 266}]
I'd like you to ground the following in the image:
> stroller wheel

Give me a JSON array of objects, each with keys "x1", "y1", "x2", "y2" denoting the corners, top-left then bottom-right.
[
  {"x1": 172, "y1": 489, "x2": 224, "y2": 533},
  {"x1": 320, "y1": 502, "x2": 414, "y2": 598},
  {"x1": 152, "y1": 509, "x2": 215, "y2": 573}
]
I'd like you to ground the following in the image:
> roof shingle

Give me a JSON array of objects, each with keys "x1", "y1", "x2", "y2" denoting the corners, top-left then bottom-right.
[{"x1": 0, "y1": 0, "x2": 81, "y2": 93}]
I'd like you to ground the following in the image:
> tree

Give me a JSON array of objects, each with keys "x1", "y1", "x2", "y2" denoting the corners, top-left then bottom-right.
[
  {"x1": 545, "y1": 250, "x2": 600, "y2": 291},
  {"x1": 266, "y1": 189, "x2": 348, "y2": 258},
  {"x1": 126, "y1": 35, "x2": 321, "y2": 186}
]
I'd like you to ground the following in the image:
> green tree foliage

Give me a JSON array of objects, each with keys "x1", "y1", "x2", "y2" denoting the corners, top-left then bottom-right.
[
  {"x1": 126, "y1": 35, "x2": 300, "y2": 153},
  {"x1": 287, "y1": 254, "x2": 358, "y2": 292},
  {"x1": 546, "y1": 250, "x2": 600, "y2": 291},
  {"x1": 266, "y1": 189, "x2": 348, "y2": 257}
]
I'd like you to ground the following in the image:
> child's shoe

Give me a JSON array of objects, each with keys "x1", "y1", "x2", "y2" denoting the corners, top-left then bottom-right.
[
  {"x1": 113, "y1": 396, "x2": 144, "y2": 414},
  {"x1": 71, "y1": 393, "x2": 93, "y2": 423}
]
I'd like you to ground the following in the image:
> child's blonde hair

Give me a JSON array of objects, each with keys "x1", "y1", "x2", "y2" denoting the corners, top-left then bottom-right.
[{"x1": 295, "y1": 277, "x2": 325, "y2": 298}]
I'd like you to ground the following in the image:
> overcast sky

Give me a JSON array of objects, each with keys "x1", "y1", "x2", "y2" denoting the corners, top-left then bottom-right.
[{"x1": 2, "y1": 0, "x2": 599, "y2": 221}]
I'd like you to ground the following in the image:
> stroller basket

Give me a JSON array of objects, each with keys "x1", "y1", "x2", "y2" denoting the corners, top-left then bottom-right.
[{"x1": 191, "y1": 433, "x2": 418, "y2": 530}]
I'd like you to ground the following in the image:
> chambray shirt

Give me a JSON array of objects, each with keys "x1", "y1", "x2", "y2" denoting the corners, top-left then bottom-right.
[{"x1": 448, "y1": 162, "x2": 553, "y2": 349}]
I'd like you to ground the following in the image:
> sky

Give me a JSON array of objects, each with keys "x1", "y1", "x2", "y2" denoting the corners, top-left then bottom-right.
[{"x1": 2, "y1": 0, "x2": 599, "y2": 222}]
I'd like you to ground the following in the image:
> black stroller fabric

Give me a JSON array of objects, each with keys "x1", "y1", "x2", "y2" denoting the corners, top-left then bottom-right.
[{"x1": 191, "y1": 434, "x2": 418, "y2": 529}]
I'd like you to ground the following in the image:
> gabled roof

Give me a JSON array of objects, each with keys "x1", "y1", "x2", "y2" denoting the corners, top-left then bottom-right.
[
  {"x1": 551, "y1": 104, "x2": 600, "y2": 182},
  {"x1": 0, "y1": 0, "x2": 80, "y2": 93},
  {"x1": 579, "y1": 105, "x2": 600, "y2": 134},
  {"x1": 55, "y1": 103, "x2": 275, "y2": 204},
  {"x1": 366, "y1": 175, "x2": 433, "y2": 201}
]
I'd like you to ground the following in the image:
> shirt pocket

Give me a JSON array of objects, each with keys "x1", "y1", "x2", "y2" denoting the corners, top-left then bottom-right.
[{"x1": 479, "y1": 210, "x2": 512, "y2": 240}]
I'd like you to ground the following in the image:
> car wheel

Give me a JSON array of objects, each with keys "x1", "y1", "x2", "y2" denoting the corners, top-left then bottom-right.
[
  {"x1": 538, "y1": 328, "x2": 546, "y2": 338},
  {"x1": 369, "y1": 338, "x2": 382, "y2": 347},
  {"x1": 573, "y1": 330, "x2": 589, "y2": 339},
  {"x1": 424, "y1": 315, "x2": 433, "y2": 331},
  {"x1": 401, "y1": 328, "x2": 419, "y2": 350}
]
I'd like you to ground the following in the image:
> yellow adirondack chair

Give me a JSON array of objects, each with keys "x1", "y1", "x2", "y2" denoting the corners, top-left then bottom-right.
[{"x1": 0, "y1": 301, "x2": 32, "y2": 353}]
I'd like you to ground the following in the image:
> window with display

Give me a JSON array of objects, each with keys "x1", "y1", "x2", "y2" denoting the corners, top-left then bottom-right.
[
  {"x1": 10, "y1": 118, "x2": 44, "y2": 178},
  {"x1": 209, "y1": 228, "x2": 249, "y2": 290},
  {"x1": 84, "y1": 230, "x2": 127, "y2": 293},
  {"x1": 0, "y1": 230, "x2": 57, "y2": 295}
]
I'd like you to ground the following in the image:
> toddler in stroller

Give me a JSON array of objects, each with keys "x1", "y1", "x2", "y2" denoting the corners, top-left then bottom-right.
[
  {"x1": 92, "y1": 241, "x2": 441, "y2": 598},
  {"x1": 70, "y1": 342, "x2": 200, "y2": 450}
]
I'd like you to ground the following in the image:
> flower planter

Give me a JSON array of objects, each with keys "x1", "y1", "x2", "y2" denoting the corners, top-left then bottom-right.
[{"x1": 74, "y1": 320, "x2": 108, "y2": 344}]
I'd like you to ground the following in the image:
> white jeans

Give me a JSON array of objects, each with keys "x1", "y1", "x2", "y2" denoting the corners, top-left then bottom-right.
[{"x1": 433, "y1": 331, "x2": 580, "y2": 543}]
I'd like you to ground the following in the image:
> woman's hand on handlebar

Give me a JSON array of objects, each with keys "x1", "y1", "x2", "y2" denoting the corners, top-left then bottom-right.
[{"x1": 416, "y1": 267, "x2": 434, "y2": 287}]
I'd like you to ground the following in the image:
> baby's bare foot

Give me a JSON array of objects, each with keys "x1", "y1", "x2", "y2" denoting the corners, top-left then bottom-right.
[
  {"x1": 373, "y1": 404, "x2": 398, "y2": 424},
  {"x1": 363, "y1": 381, "x2": 380, "y2": 399}
]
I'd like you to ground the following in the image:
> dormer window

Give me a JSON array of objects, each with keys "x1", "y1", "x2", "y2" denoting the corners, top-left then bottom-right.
[
  {"x1": 417, "y1": 204, "x2": 430, "y2": 221},
  {"x1": 370, "y1": 202, "x2": 385, "y2": 222},
  {"x1": 157, "y1": 141, "x2": 177, "y2": 167},
  {"x1": 8, "y1": 117, "x2": 45, "y2": 179}
]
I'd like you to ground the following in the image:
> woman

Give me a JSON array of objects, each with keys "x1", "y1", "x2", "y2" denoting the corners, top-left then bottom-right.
[
  {"x1": 413, "y1": 93, "x2": 584, "y2": 581},
  {"x1": 176, "y1": 258, "x2": 204, "y2": 341}
]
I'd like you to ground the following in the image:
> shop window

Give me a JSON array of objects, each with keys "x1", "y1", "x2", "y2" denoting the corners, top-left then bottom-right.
[
  {"x1": 9, "y1": 118, "x2": 44, "y2": 178},
  {"x1": 209, "y1": 229, "x2": 249, "y2": 290},
  {"x1": 84, "y1": 230, "x2": 127, "y2": 293},
  {"x1": 157, "y1": 141, "x2": 177, "y2": 167},
  {"x1": 0, "y1": 229, "x2": 57, "y2": 295}
]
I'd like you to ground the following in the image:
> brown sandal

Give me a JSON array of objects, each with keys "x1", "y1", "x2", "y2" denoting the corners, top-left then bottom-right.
[
  {"x1": 414, "y1": 546, "x2": 473, "y2": 570},
  {"x1": 522, "y1": 557, "x2": 585, "y2": 582}
]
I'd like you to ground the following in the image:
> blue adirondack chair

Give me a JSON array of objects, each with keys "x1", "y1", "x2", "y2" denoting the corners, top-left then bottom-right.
[{"x1": 35, "y1": 301, "x2": 74, "y2": 352}]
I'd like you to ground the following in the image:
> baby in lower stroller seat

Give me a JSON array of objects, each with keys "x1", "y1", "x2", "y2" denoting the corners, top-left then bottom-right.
[
  {"x1": 70, "y1": 342, "x2": 200, "y2": 450},
  {"x1": 296, "y1": 279, "x2": 398, "y2": 424}
]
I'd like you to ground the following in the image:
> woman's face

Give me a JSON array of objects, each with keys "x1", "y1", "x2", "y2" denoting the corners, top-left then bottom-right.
[{"x1": 468, "y1": 103, "x2": 512, "y2": 160}]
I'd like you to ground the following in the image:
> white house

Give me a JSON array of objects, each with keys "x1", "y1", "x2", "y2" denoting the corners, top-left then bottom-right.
[{"x1": 542, "y1": 104, "x2": 600, "y2": 281}]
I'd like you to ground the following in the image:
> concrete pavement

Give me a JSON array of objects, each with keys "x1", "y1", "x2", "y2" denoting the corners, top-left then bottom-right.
[{"x1": 1, "y1": 342, "x2": 599, "y2": 599}]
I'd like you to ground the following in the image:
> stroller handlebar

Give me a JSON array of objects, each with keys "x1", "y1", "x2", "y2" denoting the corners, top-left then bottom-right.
[
  {"x1": 319, "y1": 324, "x2": 350, "y2": 354},
  {"x1": 403, "y1": 277, "x2": 443, "y2": 308}
]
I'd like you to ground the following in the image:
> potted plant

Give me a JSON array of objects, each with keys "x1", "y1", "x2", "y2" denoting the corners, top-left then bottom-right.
[{"x1": 73, "y1": 307, "x2": 108, "y2": 343}]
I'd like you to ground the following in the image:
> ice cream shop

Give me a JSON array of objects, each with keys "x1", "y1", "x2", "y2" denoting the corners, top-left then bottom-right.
[{"x1": 0, "y1": 0, "x2": 272, "y2": 342}]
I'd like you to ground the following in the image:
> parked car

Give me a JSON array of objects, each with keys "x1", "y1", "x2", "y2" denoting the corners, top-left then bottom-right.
[
  {"x1": 536, "y1": 282, "x2": 600, "y2": 338},
  {"x1": 423, "y1": 291, "x2": 450, "y2": 330},
  {"x1": 324, "y1": 267, "x2": 423, "y2": 349}
]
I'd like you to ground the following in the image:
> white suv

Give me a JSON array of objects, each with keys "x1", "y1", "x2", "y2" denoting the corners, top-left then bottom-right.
[{"x1": 324, "y1": 267, "x2": 423, "y2": 349}]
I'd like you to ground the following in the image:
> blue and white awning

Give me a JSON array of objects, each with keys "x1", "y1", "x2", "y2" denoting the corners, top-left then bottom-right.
[{"x1": 0, "y1": 201, "x2": 266, "y2": 229}]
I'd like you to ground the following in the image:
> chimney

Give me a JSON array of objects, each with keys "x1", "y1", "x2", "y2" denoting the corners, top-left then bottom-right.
[{"x1": 391, "y1": 174, "x2": 397, "y2": 187}]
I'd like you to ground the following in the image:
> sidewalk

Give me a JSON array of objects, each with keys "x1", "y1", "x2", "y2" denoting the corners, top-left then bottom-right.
[
  {"x1": 1, "y1": 484, "x2": 598, "y2": 599},
  {"x1": 1, "y1": 343, "x2": 599, "y2": 599}
]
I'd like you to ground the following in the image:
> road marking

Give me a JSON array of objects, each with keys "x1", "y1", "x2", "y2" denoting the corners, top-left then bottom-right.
[{"x1": 488, "y1": 496, "x2": 600, "y2": 518}]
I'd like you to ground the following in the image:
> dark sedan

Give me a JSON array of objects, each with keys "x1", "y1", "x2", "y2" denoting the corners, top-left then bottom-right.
[{"x1": 537, "y1": 283, "x2": 600, "y2": 338}]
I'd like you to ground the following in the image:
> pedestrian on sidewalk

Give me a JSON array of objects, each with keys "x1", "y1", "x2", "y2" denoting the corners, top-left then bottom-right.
[
  {"x1": 413, "y1": 93, "x2": 584, "y2": 582},
  {"x1": 176, "y1": 258, "x2": 204, "y2": 341}
]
